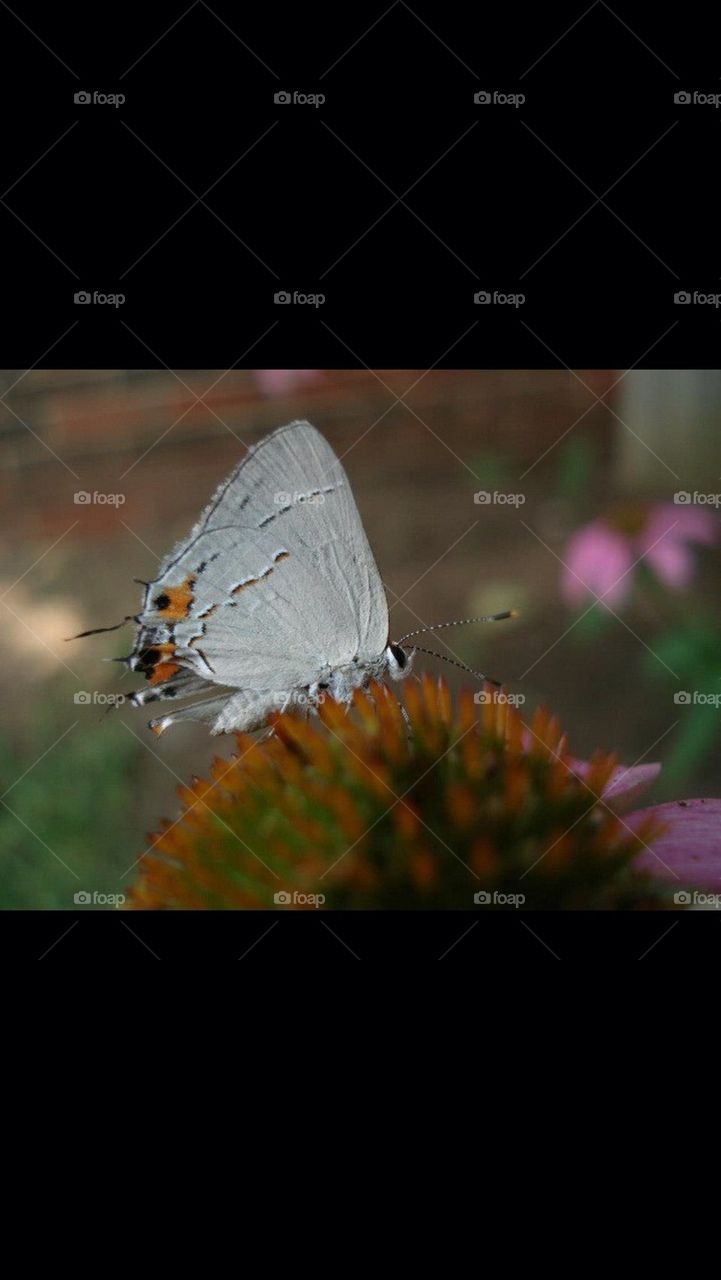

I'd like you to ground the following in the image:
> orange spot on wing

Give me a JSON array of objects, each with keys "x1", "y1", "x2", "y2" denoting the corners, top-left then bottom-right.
[
  {"x1": 156, "y1": 576, "x2": 196, "y2": 620},
  {"x1": 143, "y1": 643, "x2": 180, "y2": 686},
  {"x1": 150, "y1": 662, "x2": 180, "y2": 686}
]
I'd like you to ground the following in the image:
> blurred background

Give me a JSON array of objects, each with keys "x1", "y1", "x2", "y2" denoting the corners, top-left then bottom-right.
[{"x1": 1, "y1": 367, "x2": 719, "y2": 908}]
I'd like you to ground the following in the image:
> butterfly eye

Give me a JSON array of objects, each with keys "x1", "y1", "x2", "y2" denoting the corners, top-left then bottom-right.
[{"x1": 389, "y1": 643, "x2": 408, "y2": 670}]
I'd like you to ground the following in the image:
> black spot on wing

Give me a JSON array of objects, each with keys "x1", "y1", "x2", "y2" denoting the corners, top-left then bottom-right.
[{"x1": 195, "y1": 552, "x2": 219, "y2": 575}]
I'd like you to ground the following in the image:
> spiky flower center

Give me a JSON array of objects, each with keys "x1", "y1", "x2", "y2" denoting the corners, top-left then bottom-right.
[{"x1": 126, "y1": 677, "x2": 666, "y2": 910}]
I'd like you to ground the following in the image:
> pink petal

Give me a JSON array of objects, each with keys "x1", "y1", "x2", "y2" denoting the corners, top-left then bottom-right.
[
  {"x1": 567, "y1": 759, "x2": 662, "y2": 811},
  {"x1": 561, "y1": 521, "x2": 634, "y2": 609},
  {"x1": 635, "y1": 504, "x2": 715, "y2": 589},
  {"x1": 641, "y1": 502, "x2": 719, "y2": 548},
  {"x1": 603, "y1": 763, "x2": 663, "y2": 809},
  {"x1": 254, "y1": 370, "x2": 321, "y2": 397},
  {"x1": 627, "y1": 799, "x2": 721, "y2": 889},
  {"x1": 643, "y1": 537, "x2": 695, "y2": 590}
]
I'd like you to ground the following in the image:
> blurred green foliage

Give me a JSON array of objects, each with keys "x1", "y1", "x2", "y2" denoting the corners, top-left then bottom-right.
[
  {"x1": 555, "y1": 435, "x2": 600, "y2": 504},
  {"x1": 0, "y1": 686, "x2": 140, "y2": 909},
  {"x1": 645, "y1": 618, "x2": 721, "y2": 791},
  {"x1": 470, "y1": 449, "x2": 514, "y2": 490}
]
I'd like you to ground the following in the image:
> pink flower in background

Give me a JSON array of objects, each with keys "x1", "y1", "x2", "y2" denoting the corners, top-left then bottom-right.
[
  {"x1": 561, "y1": 503, "x2": 718, "y2": 609},
  {"x1": 561, "y1": 521, "x2": 634, "y2": 608},
  {"x1": 636, "y1": 503, "x2": 717, "y2": 589},
  {"x1": 254, "y1": 370, "x2": 322, "y2": 398}
]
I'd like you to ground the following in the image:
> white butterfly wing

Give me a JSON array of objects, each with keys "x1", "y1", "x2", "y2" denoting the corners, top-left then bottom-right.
[{"x1": 135, "y1": 421, "x2": 388, "y2": 693}]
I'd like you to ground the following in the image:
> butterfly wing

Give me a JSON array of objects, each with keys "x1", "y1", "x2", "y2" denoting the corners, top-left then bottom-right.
[{"x1": 130, "y1": 421, "x2": 389, "y2": 707}]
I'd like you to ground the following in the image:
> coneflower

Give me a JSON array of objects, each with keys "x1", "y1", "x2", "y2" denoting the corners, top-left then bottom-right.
[{"x1": 124, "y1": 676, "x2": 695, "y2": 910}]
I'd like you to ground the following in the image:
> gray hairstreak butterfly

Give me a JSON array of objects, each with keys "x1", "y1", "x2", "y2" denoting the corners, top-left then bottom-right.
[{"x1": 73, "y1": 421, "x2": 516, "y2": 735}]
